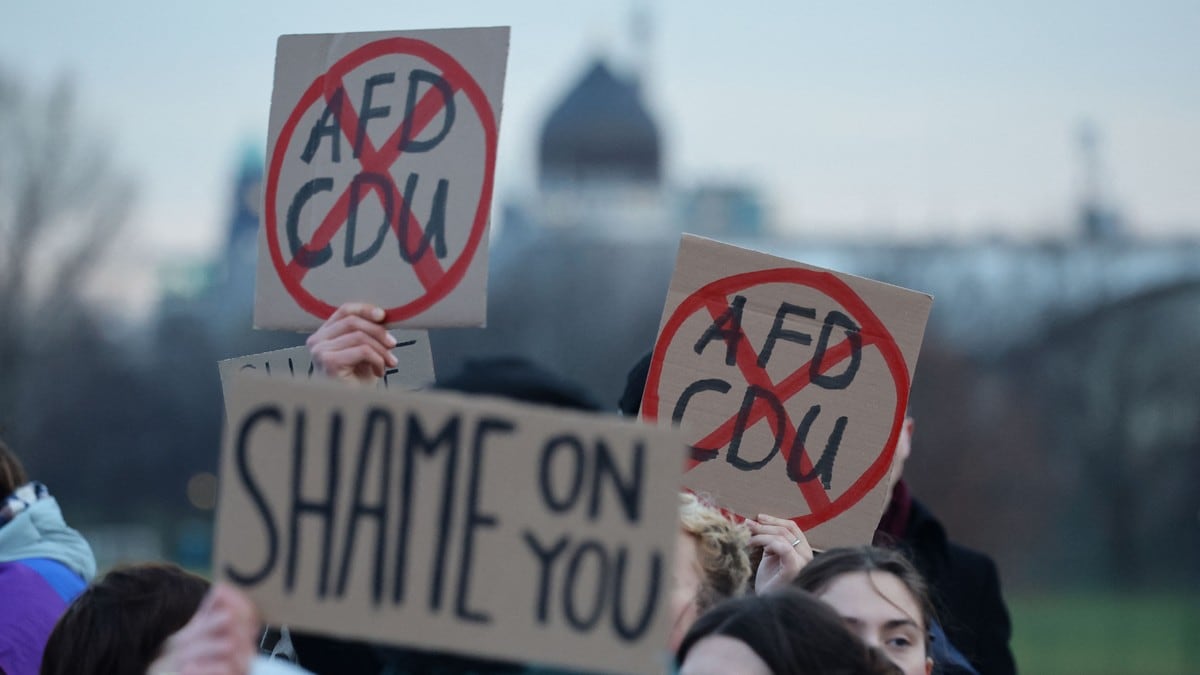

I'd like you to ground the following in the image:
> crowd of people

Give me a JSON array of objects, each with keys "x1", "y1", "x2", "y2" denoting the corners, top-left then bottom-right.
[{"x1": 0, "y1": 302, "x2": 1014, "y2": 675}]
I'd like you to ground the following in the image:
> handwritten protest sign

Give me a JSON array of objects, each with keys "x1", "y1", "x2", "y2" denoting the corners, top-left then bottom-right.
[
  {"x1": 215, "y1": 374, "x2": 682, "y2": 674},
  {"x1": 641, "y1": 235, "x2": 932, "y2": 550},
  {"x1": 217, "y1": 330, "x2": 435, "y2": 392},
  {"x1": 255, "y1": 27, "x2": 509, "y2": 330}
]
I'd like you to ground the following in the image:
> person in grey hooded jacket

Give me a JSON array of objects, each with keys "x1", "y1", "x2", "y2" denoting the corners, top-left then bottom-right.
[{"x1": 0, "y1": 436, "x2": 96, "y2": 675}]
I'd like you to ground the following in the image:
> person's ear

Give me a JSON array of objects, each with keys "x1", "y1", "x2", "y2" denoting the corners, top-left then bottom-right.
[
  {"x1": 925, "y1": 656, "x2": 934, "y2": 675},
  {"x1": 887, "y1": 416, "x2": 916, "y2": 494},
  {"x1": 899, "y1": 416, "x2": 915, "y2": 463}
]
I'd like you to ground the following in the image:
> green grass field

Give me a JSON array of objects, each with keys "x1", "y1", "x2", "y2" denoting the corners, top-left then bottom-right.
[{"x1": 1009, "y1": 593, "x2": 1200, "y2": 675}]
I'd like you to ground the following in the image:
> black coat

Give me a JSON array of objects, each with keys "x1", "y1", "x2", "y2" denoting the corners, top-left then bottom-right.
[{"x1": 899, "y1": 499, "x2": 1017, "y2": 675}]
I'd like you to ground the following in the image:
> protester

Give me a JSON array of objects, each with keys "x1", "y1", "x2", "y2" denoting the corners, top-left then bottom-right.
[
  {"x1": 0, "y1": 436, "x2": 95, "y2": 675},
  {"x1": 308, "y1": 305, "x2": 932, "y2": 673},
  {"x1": 144, "y1": 581, "x2": 261, "y2": 674},
  {"x1": 40, "y1": 562, "x2": 210, "y2": 675},
  {"x1": 295, "y1": 334, "x2": 603, "y2": 673},
  {"x1": 876, "y1": 419, "x2": 1015, "y2": 675},
  {"x1": 676, "y1": 587, "x2": 902, "y2": 675},
  {"x1": 437, "y1": 355, "x2": 603, "y2": 411},
  {"x1": 671, "y1": 492, "x2": 753, "y2": 650},
  {"x1": 619, "y1": 353, "x2": 1012, "y2": 674},
  {"x1": 42, "y1": 562, "x2": 313, "y2": 675},
  {"x1": 793, "y1": 546, "x2": 936, "y2": 675},
  {"x1": 148, "y1": 583, "x2": 314, "y2": 675}
]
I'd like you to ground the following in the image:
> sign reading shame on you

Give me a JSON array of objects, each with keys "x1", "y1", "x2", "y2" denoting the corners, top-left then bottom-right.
[
  {"x1": 256, "y1": 27, "x2": 509, "y2": 330},
  {"x1": 215, "y1": 374, "x2": 682, "y2": 674}
]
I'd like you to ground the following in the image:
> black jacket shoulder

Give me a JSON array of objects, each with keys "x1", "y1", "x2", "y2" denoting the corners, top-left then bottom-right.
[{"x1": 902, "y1": 499, "x2": 1017, "y2": 675}]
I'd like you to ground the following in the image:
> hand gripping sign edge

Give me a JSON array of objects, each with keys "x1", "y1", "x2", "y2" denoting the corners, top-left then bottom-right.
[
  {"x1": 265, "y1": 36, "x2": 498, "y2": 323},
  {"x1": 642, "y1": 267, "x2": 910, "y2": 531}
]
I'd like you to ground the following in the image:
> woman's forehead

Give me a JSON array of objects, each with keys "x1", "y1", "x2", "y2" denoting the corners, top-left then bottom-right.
[{"x1": 817, "y1": 570, "x2": 923, "y2": 627}]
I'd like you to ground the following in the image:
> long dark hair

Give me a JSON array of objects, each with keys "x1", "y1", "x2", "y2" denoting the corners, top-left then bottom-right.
[{"x1": 676, "y1": 588, "x2": 901, "y2": 675}]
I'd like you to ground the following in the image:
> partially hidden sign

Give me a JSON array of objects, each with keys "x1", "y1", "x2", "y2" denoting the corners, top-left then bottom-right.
[
  {"x1": 642, "y1": 235, "x2": 932, "y2": 550},
  {"x1": 215, "y1": 374, "x2": 682, "y2": 674},
  {"x1": 217, "y1": 330, "x2": 435, "y2": 393},
  {"x1": 255, "y1": 27, "x2": 509, "y2": 330}
]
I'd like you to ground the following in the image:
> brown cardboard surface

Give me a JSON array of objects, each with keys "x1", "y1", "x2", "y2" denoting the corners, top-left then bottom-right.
[
  {"x1": 642, "y1": 235, "x2": 932, "y2": 550},
  {"x1": 255, "y1": 27, "x2": 509, "y2": 330},
  {"x1": 215, "y1": 373, "x2": 681, "y2": 674},
  {"x1": 217, "y1": 329, "x2": 435, "y2": 393}
]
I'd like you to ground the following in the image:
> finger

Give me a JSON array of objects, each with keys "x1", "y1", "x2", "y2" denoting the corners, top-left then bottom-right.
[
  {"x1": 168, "y1": 627, "x2": 255, "y2": 669},
  {"x1": 747, "y1": 521, "x2": 795, "y2": 541},
  {"x1": 307, "y1": 303, "x2": 389, "y2": 354},
  {"x1": 752, "y1": 516, "x2": 812, "y2": 561},
  {"x1": 748, "y1": 527, "x2": 812, "y2": 563},
  {"x1": 327, "y1": 315, "x2": 395, "y2": 344},
  {"x1": 317, "y1": 325, "x2": 399, "y2": 366},
  {"x1": 749, "y1": 533, "x2": 800, "y2": 558},
  {"x1": 787, "y1": 529, "x2": 815, "y2": 562},
  {"x1": 160, "y1": 602, "x2": 223, "y2": 652},
  {"x1": 194, "y1": 585, "x2": 222, "y2": 615},
  {"x1": 330, "y1": 345, "x2": 390, "y2": 379},
  {"x1": 354, "y1": 359, "x2": 386, "y2": 380},
  {"x1": 756, "y1": 513, "x2": 802, "y2": 538},
  {"x1": 208, "y1": 583, "x2": 260, "y2": 628},
  {"x1": 750, "y1": 536, "x2": 807, "y2": 595},
  {"x1": 329, "y1": 302, "x2": 386, "y2": 324},
  {"x1": 316, "y1": 333, "x2": 396, "y2": 371},
  {"x1": 309, "y1": 315, "x2": 396, "y2": 349}
]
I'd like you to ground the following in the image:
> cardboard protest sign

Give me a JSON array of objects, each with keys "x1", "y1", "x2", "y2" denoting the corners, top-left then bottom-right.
[
  {"x1": 217, "y1": 330, "x2": 435, "y2": 393},
  {"x1": 255, "y1": 27, "x2": 509, "y2": 330},
  {"x1": 215, "y1": 374, "x2": 682, "y2": 674},
  {"x1": 641, "y1": 235, "x2": 932, "y2": 550}
]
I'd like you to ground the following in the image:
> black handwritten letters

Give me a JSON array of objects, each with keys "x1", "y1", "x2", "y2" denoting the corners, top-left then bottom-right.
[
  {"x1": 219, "y1": 385, "x2": 675, "y2": 654},
  {"x1": 288, "y1": 69, "x2": 454, "y2": 269},
  {"x1": 523, "y1": 436, "x2": 661, "y2": 640},
  {"x1": 224, "y1": 340, "x2": 420, "y2": 391},
  {"x1": 227, "y1": 406, "x2": 504, "y2": 623},
  {"x1": 676, "y1": 295, "x2": 860, "y2": 488}
]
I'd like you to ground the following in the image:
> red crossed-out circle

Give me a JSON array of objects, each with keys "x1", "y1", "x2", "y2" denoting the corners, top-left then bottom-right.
[
  {"x1": 264, "y1": 37, "x2": 498, "y2": 323},
  {"x1": 643, "y1": 268, "x2": 910, "y2": 530}
]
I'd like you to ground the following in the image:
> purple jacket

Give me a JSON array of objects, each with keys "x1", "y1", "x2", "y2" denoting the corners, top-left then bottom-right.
[{"x1": 0, "y1": 488, "x2": 94, "y2": 675}]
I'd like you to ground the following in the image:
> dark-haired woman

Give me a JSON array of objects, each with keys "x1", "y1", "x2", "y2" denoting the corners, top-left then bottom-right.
[
  {"x1": 676, "y1": 588, "x2": 901, "y2": 675},
  {"x1": 794, "y1": 546, "x2": 939, "y2": 675}
]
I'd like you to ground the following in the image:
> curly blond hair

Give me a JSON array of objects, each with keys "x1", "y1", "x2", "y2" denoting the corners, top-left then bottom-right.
[{"x1": 679, "y1": 492, "x2": 751, "y2": 612}]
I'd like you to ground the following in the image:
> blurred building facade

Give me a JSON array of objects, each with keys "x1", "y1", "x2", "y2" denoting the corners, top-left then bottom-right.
[
  {"x1": 454, "y1": 54, "x2": 1200, "y2": 590},
  {"x1": 84, "y1": 47, "x2": 1198, "y2": 590}
]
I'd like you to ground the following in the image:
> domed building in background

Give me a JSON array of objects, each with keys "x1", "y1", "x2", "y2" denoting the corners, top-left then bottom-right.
[
  {"x1": 503, "y1": 55, "x2": 765, "y2": 242},
  {"x1": 538, "y1": 60, "x2": 662, "y2": 187},
  {"x1": 504, "y1": 57, "x2": 673, "y2": 240},
  {"x1": 140, "y1": 27, "x2": 1200, "y2": 594}
]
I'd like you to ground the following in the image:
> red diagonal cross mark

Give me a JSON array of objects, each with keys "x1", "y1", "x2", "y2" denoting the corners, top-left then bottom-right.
[
  {"x1": 284, "y1": 75, "x2": 456, "y2": 290},
  {"x1": 688, "y1": 296, "x2": 883, "y2": 513},
  {"x1": 644, "y1": 266, "x2": 912, "y2": 531},
  {"x1": 265, "y1": 36, "x2": 499, "y2": 324}
]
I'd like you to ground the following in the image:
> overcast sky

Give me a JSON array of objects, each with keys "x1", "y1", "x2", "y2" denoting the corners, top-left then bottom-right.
[{"x1": 2, "y1": 0, "x2": 1197, "y2": 284}]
